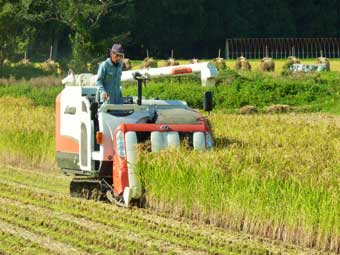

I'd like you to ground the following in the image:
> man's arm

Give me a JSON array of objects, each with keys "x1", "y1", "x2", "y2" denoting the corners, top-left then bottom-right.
[{"x1": 96, "y1": 62, "x2": 108, "y2": 101}]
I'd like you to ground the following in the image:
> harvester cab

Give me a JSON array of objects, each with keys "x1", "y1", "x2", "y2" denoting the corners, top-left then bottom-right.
[{"x1": 56, "y1": 62, "x2": 217, "y2": 207}]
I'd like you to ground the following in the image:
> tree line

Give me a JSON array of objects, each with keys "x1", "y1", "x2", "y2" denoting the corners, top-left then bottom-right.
[{"x1": 0, "y1": 0, "x2": 339, "y2": 70}]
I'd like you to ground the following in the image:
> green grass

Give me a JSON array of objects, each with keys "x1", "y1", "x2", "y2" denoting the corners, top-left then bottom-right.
[
  {"x1": 1, "y1": 64, "x2": 340, "y2": 112},
  {"x1": 123, "y1": 70, "x2": 340, "y2": 114}
]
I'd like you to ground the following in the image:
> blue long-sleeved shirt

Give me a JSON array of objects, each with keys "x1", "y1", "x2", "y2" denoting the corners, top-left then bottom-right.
[{"x1": 96, "y1": 58, "x2": 123, "y2": 104}]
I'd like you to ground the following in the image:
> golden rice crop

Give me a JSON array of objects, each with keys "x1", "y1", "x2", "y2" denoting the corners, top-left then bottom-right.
[
  {"x1": 0, "y1": 97, "x2": 55, "y2": 169},
  {"x1": 138, "y1": 112, "x2": 340, "y2": 252}
]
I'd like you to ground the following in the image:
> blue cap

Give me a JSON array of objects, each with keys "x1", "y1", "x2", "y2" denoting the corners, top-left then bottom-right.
[{"x1": 111, "y1": 44, "x2": 124, "y2": 55}]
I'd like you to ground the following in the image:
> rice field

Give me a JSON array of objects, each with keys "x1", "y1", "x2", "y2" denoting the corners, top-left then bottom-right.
[
  {"x1": 138, "y1": 112, "x2": 340, "y2": 253},
  {"x1": 0, "y1": 95, "x2": 340, "y2": 254},
  {"x1": 0, "y1": 97, "x2": 55, "y2": 169}
]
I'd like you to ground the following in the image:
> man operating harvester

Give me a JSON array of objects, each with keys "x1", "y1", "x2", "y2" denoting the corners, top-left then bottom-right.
[{"x1": 96, "y1": 44, "x2": 124, "y2": 104}]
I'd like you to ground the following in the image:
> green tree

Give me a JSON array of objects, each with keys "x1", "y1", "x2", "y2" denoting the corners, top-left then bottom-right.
[
  {"x1": 0, "y1": 1, "x2": 26, "y2": 65},
  {"x1": 48, "y1": 0, "x2": 134, "y2": 71},
  {"x1": 17, "y1": 0, "x2": 134, "y2": 71}
]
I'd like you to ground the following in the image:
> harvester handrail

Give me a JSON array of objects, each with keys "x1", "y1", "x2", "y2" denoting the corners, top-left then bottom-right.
[{"x1": 99, "y1": 103, "x2": 148, "y2": 113}]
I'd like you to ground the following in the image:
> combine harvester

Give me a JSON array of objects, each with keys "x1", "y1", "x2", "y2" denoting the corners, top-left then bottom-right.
[{"x1": 56, "y1": 62, "x2": 217, "y2": 206}]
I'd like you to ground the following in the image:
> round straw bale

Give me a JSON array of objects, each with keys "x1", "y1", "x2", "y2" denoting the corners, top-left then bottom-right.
[
  {"x1": 260, "y1": 57, "x2": 275, "y2": 72},
  {"x1": 142, "y1": 57, "x2": 158, "y2": 68},
  {"x1": 41, "y1": 59, "x2": 58, "y2": 72},
  {"x1": 167, "y1": 58, "x2": 179, "y2": 66},
  {"x1": 122, "y1": 58, "x2": 132, "y2": 70},
  {"x1": 239, "y1": 105, "x2": 257, "y2": 114},
  {"x1": 316, "y1": 57, "x2": 330, "y2": 71},
  {"x1": 282, "y1": 56, "x2": 300, "y2": 75},
  {"x1": 190, "y1": 58, "x2": 199, "y2": 64},
  {"x1": 235, "y1": 56, "x2": 251, "y2": 71},
  {"x1": 19, "y1": 58, "x2": 31, "y2": 65},
  {"x1": 212, "y1": 57, "x2": 226, "y2": 70},
  {"x1": 287, "y1": 56, "x2": 300, "y2": 64},
  {"x1": 265, "y1": 104, "x2": 291, "y2": 113}
]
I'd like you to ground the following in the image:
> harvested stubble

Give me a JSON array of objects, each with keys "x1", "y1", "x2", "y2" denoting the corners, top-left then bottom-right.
[
  {"x1": 0, "y1": 166, "x2": 322, "y2": 255},
  {"x1": 316, "y1": 57, "x2": 330, "y2": 71},
  {"x1": 212, "y1": 57, "x2": 227, "y2": 70},
  {"x1": 0, "y1": 228, "x2": 56, "y2": 255},
  {"x1": 259, "y1": 57, "x2": 275, "y2": 72},
  {"x1": 122, "y1": 58, "x2": 132, "y2": 70},
  {"x1": 142, "y1": 57, "x2": 157, "y2": 68},
  {"x1": 235, "y1": 56, "x2": 251, "y2": 71}
]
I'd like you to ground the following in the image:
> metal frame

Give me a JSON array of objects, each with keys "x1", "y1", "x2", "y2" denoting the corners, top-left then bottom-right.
[{"x1": 225, "y1": 38, "x2": 340, "y2": 59}]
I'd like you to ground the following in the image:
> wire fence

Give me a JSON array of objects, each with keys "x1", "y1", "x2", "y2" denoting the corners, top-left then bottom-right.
[
  {"x1": 225, "y1": 38, "x2": 340, "y2": 59},
  {"x1": 12, "y1": 38, "x2": 340, "y2": 62}
]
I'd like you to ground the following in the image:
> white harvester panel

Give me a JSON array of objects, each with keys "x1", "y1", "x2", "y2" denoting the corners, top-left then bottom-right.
[
  {"x1": 60, "y1": 87, "x2": 82, "y2": 142},
  {"x1": 124, "y1": 131, "x2": 142, "y2": 205},
  {"x1": 79, "y1": 97, "x2": 94, "y2": 171}
]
